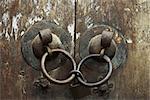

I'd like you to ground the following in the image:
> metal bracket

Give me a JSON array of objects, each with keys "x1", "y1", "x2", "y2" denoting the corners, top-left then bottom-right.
[
  {"x1": 21, "y1": 21, "x2": 72, "y2": 70},
  {"x1": 79, "y1": 24, "x2": 127, "y2": 69},
  {"x1": 21, "y1": 22, "x2": 127, "y2": 99}
]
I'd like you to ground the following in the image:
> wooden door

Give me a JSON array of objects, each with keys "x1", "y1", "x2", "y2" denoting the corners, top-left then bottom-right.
[{"x1": 0, "y1": 0, "x2": 150, "y2": 100}]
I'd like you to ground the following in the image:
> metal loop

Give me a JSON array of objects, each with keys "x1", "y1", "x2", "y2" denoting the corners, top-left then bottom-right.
[
  {"x1": 77, "y1": 54, "x2": 113, "y2": 87},
  {"x1": 41, "y1": 48, "x2": 76, "y2": 84},
  {"x1": 41, "y1": 48, "x2": 112, "y2": 86},
  {"x1": 70, "y1": 70, "x2": 87, "y2": 82}
]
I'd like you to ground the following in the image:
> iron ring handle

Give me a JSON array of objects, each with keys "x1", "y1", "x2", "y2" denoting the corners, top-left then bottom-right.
[
  {"x1": 41, "y1": 49, "x2": 76, "y2": 84},
  {"x1": 77, "y1": 54, "x2": 113, "y2": 87}
]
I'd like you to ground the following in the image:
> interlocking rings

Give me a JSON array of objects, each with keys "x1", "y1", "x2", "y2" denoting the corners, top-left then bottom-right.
[
  {"x1": 41, "y1": 49, "x2": 76, "y2": 84},
  {"x1": 77, "y1": 54, "x2": 112, "y2": 87},
  {"x1": 41, "y1": 47, "x2": 113, "y2": 87}
]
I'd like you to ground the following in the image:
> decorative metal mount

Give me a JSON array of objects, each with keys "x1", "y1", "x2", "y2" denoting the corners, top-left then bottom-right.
[{"x1": 21, "y1": 21, "x2": 127, "y2": 98}]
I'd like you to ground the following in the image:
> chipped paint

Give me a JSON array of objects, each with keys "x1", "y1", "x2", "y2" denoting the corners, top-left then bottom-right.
[
  {"x1": 2, "y1": 11, "x2": 10, "y2": 40},
  {"x1": 95, "y1": 6, "x2": 100, "y2": 11},
  {"x1": 67, "y1": 23, "x2": 75, "y2": 40},
  {"x1": 11, "y1": 13, "x2": 22, "y2": 40},
  {"x1": 20, "y1": 31, "x2": 25, "y2": 36},
  {"x1": 126, "y1": 38, "x2": 133, "y2": 44},
  {"x1": 2, "y1": 11, "x2": 9, "y2": 27},
  {"x1": 71, "y1": 0, "x2": 75, "y2": 6},
  {"x1": 4, "y1": 28, "x2": 10, "y2": 41},
  {"x1": 53, "y1": 19, "x2": 59, "y2": 25},
  {"x1": 1, "y1": 0, "x2": 15, "y2": 4},
  {"x1": 43, "y1": 0, "x2": 51, "y2": 16},
  {"x1": 33, "y1": 0, "x2": 38, "y2": 5},
  {"x1": 76, "y1": 32, "x2": 81, "y2": 39},
  {"x1": 28, "y1": 16, "x2": 43, "y2": 25},
  {"x1": 0, "y1": 21, "x2": 2, "y2": 37},
  {"x1": 134, "y1": 0, "x2": 150, "y2": 44},
  {"x1": 67, "y1": 23, "x2": 75, "y2": 54},
  {"x1": 124, "y1": 8, "x2": 131, "y2": 12},
  {"x1": 0, "y1": 0, "x2": 74, "y2": 41},
  {"x1": 0, "y1": 0, "x2": 150, "y2": 99}
]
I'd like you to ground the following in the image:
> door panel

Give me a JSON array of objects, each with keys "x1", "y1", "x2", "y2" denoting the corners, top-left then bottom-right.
[
  {"x1": 0, "y1": 0, "x2": 75, "y2": 100},
  {"x1": 76, "y1": 0, "x2": 150, "y2": 99},
  {"x1": 0, "y1": 0, "x2": 150, "y2": 100}
]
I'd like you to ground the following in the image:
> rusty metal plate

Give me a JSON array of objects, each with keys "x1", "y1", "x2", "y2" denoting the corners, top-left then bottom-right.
[
  {"x1": 79, "y1": 24, "x2": 127, "y2": 69},
  {"x1": 21, "y1": 20, "x2": 72, "y2": 70}
]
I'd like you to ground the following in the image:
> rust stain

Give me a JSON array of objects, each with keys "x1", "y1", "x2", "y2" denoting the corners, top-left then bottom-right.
[
  {"x1": 9, "y1": 0, "x2": 19, "y2": 17},
  {"x1": 0, "y1": 0, "x2": 150, "y2": 99}
]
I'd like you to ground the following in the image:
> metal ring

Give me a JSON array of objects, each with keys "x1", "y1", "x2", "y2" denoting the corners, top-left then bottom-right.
[
  {"x1": 77, "y1": 54, "x2": 113, "y2": 87},
  {"x1": 41, "y1": 49, "x2": 76, "y2": 84}
]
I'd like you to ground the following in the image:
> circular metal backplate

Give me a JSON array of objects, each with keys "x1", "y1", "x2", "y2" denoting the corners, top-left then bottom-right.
[
  {"x1": 79, "y1": 24, "x2": 127, "y2": 69},
  {"x1": 21, "y1": 20, "x2": 72, "y2": 70}
]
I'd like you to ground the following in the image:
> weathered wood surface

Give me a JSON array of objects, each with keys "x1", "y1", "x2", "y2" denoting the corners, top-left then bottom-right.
[{"x1": 0, "y1": 0, "x2": 150, "y2": 100}]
